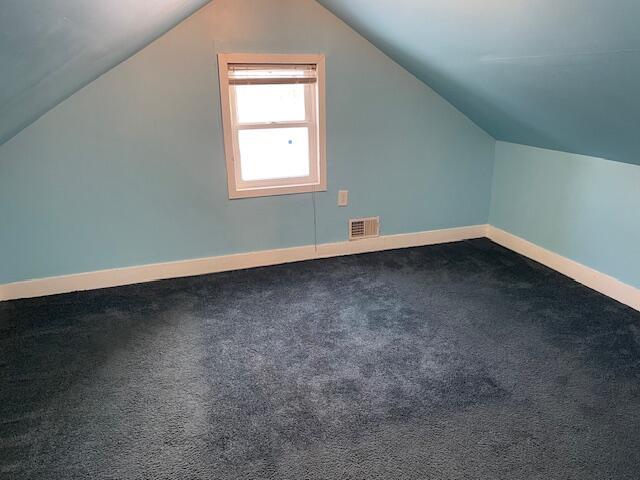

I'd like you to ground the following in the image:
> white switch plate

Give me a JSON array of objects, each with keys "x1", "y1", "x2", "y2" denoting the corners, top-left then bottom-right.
[{"x1": 338, "y1": 190, "x2": 349, "y2": 207}]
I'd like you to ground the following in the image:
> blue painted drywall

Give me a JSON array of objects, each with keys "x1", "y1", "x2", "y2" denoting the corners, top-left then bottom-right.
[
  {"x1": 0, "y1": 0, "x2": 211, "y2": 146},
  {"x1": 0, "y1": 0, "x2": 494, "y2": 284},
  {"x1": 317, "y1": 0, "x2": 640, "y2": 166},
  {"x1": 490, "y1": 142, "x2": 640, "y2": 289}
]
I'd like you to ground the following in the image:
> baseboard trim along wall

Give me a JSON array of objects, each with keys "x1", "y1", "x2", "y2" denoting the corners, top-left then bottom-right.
[
  {"x1": 0, "y1": 225, "x2": 487, "y2": 302},
  {"x1": 2, "y1": 224, "x2": 638, "y2": 312},
  {"x1": 487, "y1": 226, "x2": 640, "y2": 312}
]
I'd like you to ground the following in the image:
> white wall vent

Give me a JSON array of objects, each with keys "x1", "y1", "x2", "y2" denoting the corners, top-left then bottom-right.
[{"x1": 349, "y1": 217, "x2": 380, "y2": 240}]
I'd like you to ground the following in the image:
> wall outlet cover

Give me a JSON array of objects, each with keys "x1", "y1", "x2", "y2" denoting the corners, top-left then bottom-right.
[{"x1": 338, "y1": 190, "x2": 349, "y2": 207}]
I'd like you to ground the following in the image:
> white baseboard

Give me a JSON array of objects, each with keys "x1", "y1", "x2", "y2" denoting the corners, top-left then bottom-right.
[
  {"x1": 4, "y1": 224, "x2": 637, "y2": 312},
  {"x1": 487, "y1": 226, "x2": 640, "y2": 312},
  {"x1": 0, "y1": 225, "x2": 487, "y2": 302}
]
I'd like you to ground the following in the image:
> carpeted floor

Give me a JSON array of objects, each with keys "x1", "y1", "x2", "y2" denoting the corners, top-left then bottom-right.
[{"x1": 1, "y1": 238, "x2": 640, "y2": 479}]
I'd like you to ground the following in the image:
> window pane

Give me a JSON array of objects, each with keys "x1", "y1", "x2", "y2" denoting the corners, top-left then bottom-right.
[
  {"x1": 238, "y1": 128, "x2": 310, "y2": 181},
  {"x1": 234, "y1": 84, "x2": 306, "y2": 123}
]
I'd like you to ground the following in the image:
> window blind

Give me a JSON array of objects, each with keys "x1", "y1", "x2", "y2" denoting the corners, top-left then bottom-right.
[{"x1": 228, "y1": 63, "x2": 317, "y2": 85}]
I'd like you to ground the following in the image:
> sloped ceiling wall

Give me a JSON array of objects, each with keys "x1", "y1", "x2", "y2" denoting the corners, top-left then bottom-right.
[
  {"x1": 2, "y1": 0, "x2": 639, "y2": 166},
  {"x1": 0, "y1": 0, "x2": 211, "y2": 145},
  {"x1": 317, "y1": 0, "x2": 640, "y2": 166}
]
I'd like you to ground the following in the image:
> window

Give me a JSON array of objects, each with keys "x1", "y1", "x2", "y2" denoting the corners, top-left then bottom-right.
[{"x1": 218, "y1": 53, "x2": 326, "y2": 199}]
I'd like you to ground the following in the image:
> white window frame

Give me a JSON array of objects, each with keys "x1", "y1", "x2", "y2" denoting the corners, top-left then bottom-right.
[{"x1": 217, "y1": 53, "x2": 327, "y2": 199}]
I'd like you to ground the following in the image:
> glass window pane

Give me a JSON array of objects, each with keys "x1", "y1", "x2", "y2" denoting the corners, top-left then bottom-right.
[
  {"x1": 234, "y1": 84, "x2": 306, "y2": 123},
  {"x1": 238, "y1": 127, "x2": 310, "y2": 181}
]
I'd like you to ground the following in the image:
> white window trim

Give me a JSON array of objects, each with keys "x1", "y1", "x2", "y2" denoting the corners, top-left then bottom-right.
[{"x1": 217, "y1": 53, "x2": 327, "y2": 199}]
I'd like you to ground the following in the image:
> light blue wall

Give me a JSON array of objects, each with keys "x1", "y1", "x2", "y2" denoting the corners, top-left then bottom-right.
[
  {"x1": 0, "y1": 0, "x2": 494, "y2": 284},
  {"x1": 490, "y1": 142, "x2": 640, "y2": 289}
]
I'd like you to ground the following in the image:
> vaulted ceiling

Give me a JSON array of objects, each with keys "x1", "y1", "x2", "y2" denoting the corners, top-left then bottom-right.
[
  {"x1": 317, "y1": 0, "x2": 640, "y2": 165},
  {"x1": 0, "y1": 0, "x2": 211, "y2": 146},
  {"x1": 1, "y1": 0, "x2": 639, "y2": 165}
]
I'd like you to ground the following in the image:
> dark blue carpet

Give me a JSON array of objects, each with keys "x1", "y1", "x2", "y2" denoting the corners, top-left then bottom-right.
[{"x1": 1, "y1": 239, "x2": 639, "y2": 479}]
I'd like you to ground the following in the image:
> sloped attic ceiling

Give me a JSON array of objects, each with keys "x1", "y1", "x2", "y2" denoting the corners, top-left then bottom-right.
[
  {"x1": 0, "y1": 0, "x2": 211, "y2": 146},
  {"x1": 318, "y1": 0, "x2": 640, "y2": 166},
  {"x1": 2, "y1": 0, "x2": 639, "y2": 167}
]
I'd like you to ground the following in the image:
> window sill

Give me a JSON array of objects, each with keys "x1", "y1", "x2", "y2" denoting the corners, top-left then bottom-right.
[{"x1": 229, "y1": 181, "x2": 327, "y2": 199}]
